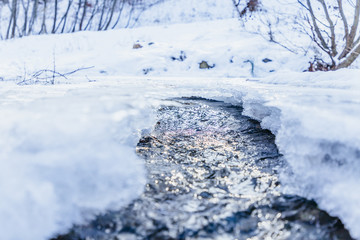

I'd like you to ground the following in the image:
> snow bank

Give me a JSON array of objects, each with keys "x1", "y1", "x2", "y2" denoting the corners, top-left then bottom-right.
[
  {"x1": 221, "y1": 70, "x2": 360, "y2": 239},
  {"x1": 0, "y1": 82, "x2": 153, "y2": 240},
  {"x1": 0, "y1": 18, "x2": 307, "y2": 83},
  {"x1": 137, "y1": 73, "x2": 360, "y2": 238}
]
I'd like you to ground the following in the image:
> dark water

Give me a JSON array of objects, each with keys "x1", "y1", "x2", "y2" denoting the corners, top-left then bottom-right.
[{"x1": 53, "y1": 97, "x2": 353, "y2": 240}]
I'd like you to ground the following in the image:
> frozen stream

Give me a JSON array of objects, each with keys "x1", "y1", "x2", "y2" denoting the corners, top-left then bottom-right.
[{"x1": 54, "y1": 97, "x2": 353, "y2": 240}]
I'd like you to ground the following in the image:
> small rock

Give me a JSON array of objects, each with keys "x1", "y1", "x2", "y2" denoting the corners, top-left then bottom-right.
[
  {"x1": 171, "y1": 51, "x2": 187, "y2": 61},
  {"x1": 133, "y1": 43, "x2": 143, "y2": 49},
  {"x1": 262, "y1": 58, "x2": 272, "y2": 63},
  {"x1": 199, "y1": 61, "x2": 215, "y2": 69},
  {"x1": 142, "y1": 68, "x2": 153, "y2": 75}
]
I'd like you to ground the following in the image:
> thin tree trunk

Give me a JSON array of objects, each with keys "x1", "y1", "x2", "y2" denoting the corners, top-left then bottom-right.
[
  {"x1": 28, "y1": 0, "x2": 38, "y2": 35},
  {"x1": 112, "y1": 0, "x2": 125, "y2": 29},
  {"x1": 336, "y1": 43, "x2": 360, "y2": 69},
  {"x1": 104, "y1": 0, "x2": 118, "y2": 30},
  {"x1": 98, "y1": 0, "x2": 107, "y2": 30},
  {"x1": 79, "y1": 0, "x2": 87, "y2": 30},
  {"x1": 84, "y1": 0, "x2": 99, "y2": 30},
  {"x1": 54, "y1": 0, "x2": 73, "y2": 33},
  {"x1": 11, "y1": 0, "x2": 18, "y2": 38},
  {"x1": 6, "y1": 9, "x2": 13, "y2": 39},
  {"x1": 338, "y1": 0, "x2": 360, "y2": 59},
  {"x1": 52, "y1": 0, "x2": 58, "y2": 33},
  {"x1": 347, "y1": 0, "x2": 360, "y2": 46},
  {"x1": 71, "y1": 0, "x2": 82, "y2": 32},
  {"x1": 231, "y1": 0, "x2": 245, "y2": 26},
  {"x1": 21, "y1": 0, "x2": 30, "y2": 36},
  {"x1": 305, "y1": 0, "x2": 330, "y2": 53},
  {"x1": 39, "y1": 0, "x2": 47, "y2": 34},
  {"x1": 318, "y1": 0, "x2": 337, "y2": 56},
  {"x1": 124, "y1": 4, "x2": 135, "y2": 28}
]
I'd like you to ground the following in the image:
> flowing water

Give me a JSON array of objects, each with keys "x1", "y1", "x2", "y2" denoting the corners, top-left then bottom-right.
[{"x1": 54, "y1": 97, "x2": 353, "y2": 240}]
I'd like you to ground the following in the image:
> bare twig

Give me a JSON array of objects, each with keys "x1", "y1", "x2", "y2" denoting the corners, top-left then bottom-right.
[
  {"x1": 318, "y1": 0, "x2": 337, "y2": 56},
  {"x1": 18, "y1": 66, "x2": 94, "y2": 85}
]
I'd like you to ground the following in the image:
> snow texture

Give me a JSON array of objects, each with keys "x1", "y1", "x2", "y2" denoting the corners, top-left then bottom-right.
[
  {"x1": 0, "y1": 0, "x2": 360, "y2": 239},
  {"x1": 0, "y1": 82, "x2": 151, "y2": 240}
]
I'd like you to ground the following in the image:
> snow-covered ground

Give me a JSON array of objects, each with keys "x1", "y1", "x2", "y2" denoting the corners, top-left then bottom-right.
[{"x1": 0, "y1": 0, "x2": 360, "y2": 239}]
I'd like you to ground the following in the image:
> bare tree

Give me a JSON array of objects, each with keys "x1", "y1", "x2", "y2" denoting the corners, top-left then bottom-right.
[
  {"x1": 51, "y1": 0, "x2": 58, "y2": 33},
  {"x1": 111, "y1": 0, "x2": 125, "y2": 29},
  {"x1": 39, "y1": 0, "x2": 48, "y2": 34},
  {"x1": 97, "y1": 0, "x2": 107, "y2": 30},
  {"x1": 84, "y1": 0, "x2": 99, "y2": 30},
  {"x1": 233, "y1": 0, "x2": 360, "y2": 70},
  {"x1": 297, "y1": 0, "x2": 360, "y2": 69},
  {"x1": 71, "y1": 0, "x2": 82, "y2": 32},
  {"x1": 28, "y1": 0, "x2": 39, "y2": 34},
  {"x1": 104, "y1": 0, "x2": 118, "y2": 30},
  {"x1": 1, "y1": 0, "x2": 164, "y2": 39},
  {"x1": 6, "y1": 0, "x2": 18, "y2": 39},
  {"x1": 55, "y1": 0, "x2": 73, "y2": 33},
  {"x1": 21, "y1": 0, "x2": 30, "y2": 35},
  {"x1": 79, "y1": 0, "x2": 87, "y2": 30}
]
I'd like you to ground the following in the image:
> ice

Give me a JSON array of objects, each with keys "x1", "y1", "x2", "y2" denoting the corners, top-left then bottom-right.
[
  {"x1": 235, "y1": 72, "x2": 360, "y2": 238},
  {"x1": 0, "y1": 0, "x2": 360, "y2": 239},
  {"x1": 0, "y1": 83, "x2": 151, "y2": 240}
]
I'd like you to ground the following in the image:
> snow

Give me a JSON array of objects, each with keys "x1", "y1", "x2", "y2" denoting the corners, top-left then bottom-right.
[
  {"x1": 0, "y1": 0, "x2": 360, "y2": 239},
  {"x1": 0, "y1": 82, "x2": 151, "y2": 239},
  {"x1": 237, "y1": 71, "x2": 360, "y2": 238}
]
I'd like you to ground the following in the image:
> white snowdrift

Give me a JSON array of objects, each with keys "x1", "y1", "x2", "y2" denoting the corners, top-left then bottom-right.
[
  {"x1": 237, "y1": 71, "x2": 360, "y2": 239},
  {"x1": 0, "y1": 82, "x2": 154, "y2": 240}
]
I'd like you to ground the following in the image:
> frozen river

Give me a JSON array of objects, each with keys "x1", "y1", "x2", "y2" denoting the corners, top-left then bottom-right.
[
  {"x1": 54, "y1": 97, "x2": 352, "y2": 240},
  {"x1": 1, "y1": 75, "x2": 359, "y2": 239}
]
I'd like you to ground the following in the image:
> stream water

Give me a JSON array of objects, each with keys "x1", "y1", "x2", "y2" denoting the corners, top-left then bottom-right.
[{"x1": 54, "y1": 97, "x2": 353, "y2": 240}]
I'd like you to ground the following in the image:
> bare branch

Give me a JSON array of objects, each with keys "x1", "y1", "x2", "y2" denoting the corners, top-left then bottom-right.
[
  {"x1": 337, "y1": 0, "x2": 349, "y2": 42},
  {"x1": 63, "y1": 66, "x2": 94, "y2": 76},
  {"x1": 104, "y1": 0, "x2": 118, "y2": 30},
  {"x1": 349, "y1": 0, "x2": 360, "y2": 43},
  {"x1": 336, "y1": 42, "x2": 360, "y2": 68},
  {"x1": 318, "y1": 0, "x2": 337, "y2": 56},
  {"x1": 71, "y1": 0, "x2": 82, "y2": 32},
  {"x1": 339, "y1": 0, "x2": 360, "y2": 59},
  {"x1": 305, "y1": 0, "x2": 330, "y2": 52},
  {"x1": 85, "y1": 0, "x2": 100, "y2": 30},
  {"x1": 79, "y1": 0, "x2": 88, "y2": 30},
  {"x1": 28, "y1": 0, "x2": 38, "y2": 35},
  {"x1": 52, "y1": 0, "x2": 58, "y2": 33},
  {"x1": 112, "y1": 0, "x2": 126, "y2": 29},
  {"x1": 39, "y1": 0, "x2": 48, "y2": 34},
  {"x1": 18, "y1": 66, "x2": 94, "y2": 85}
]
